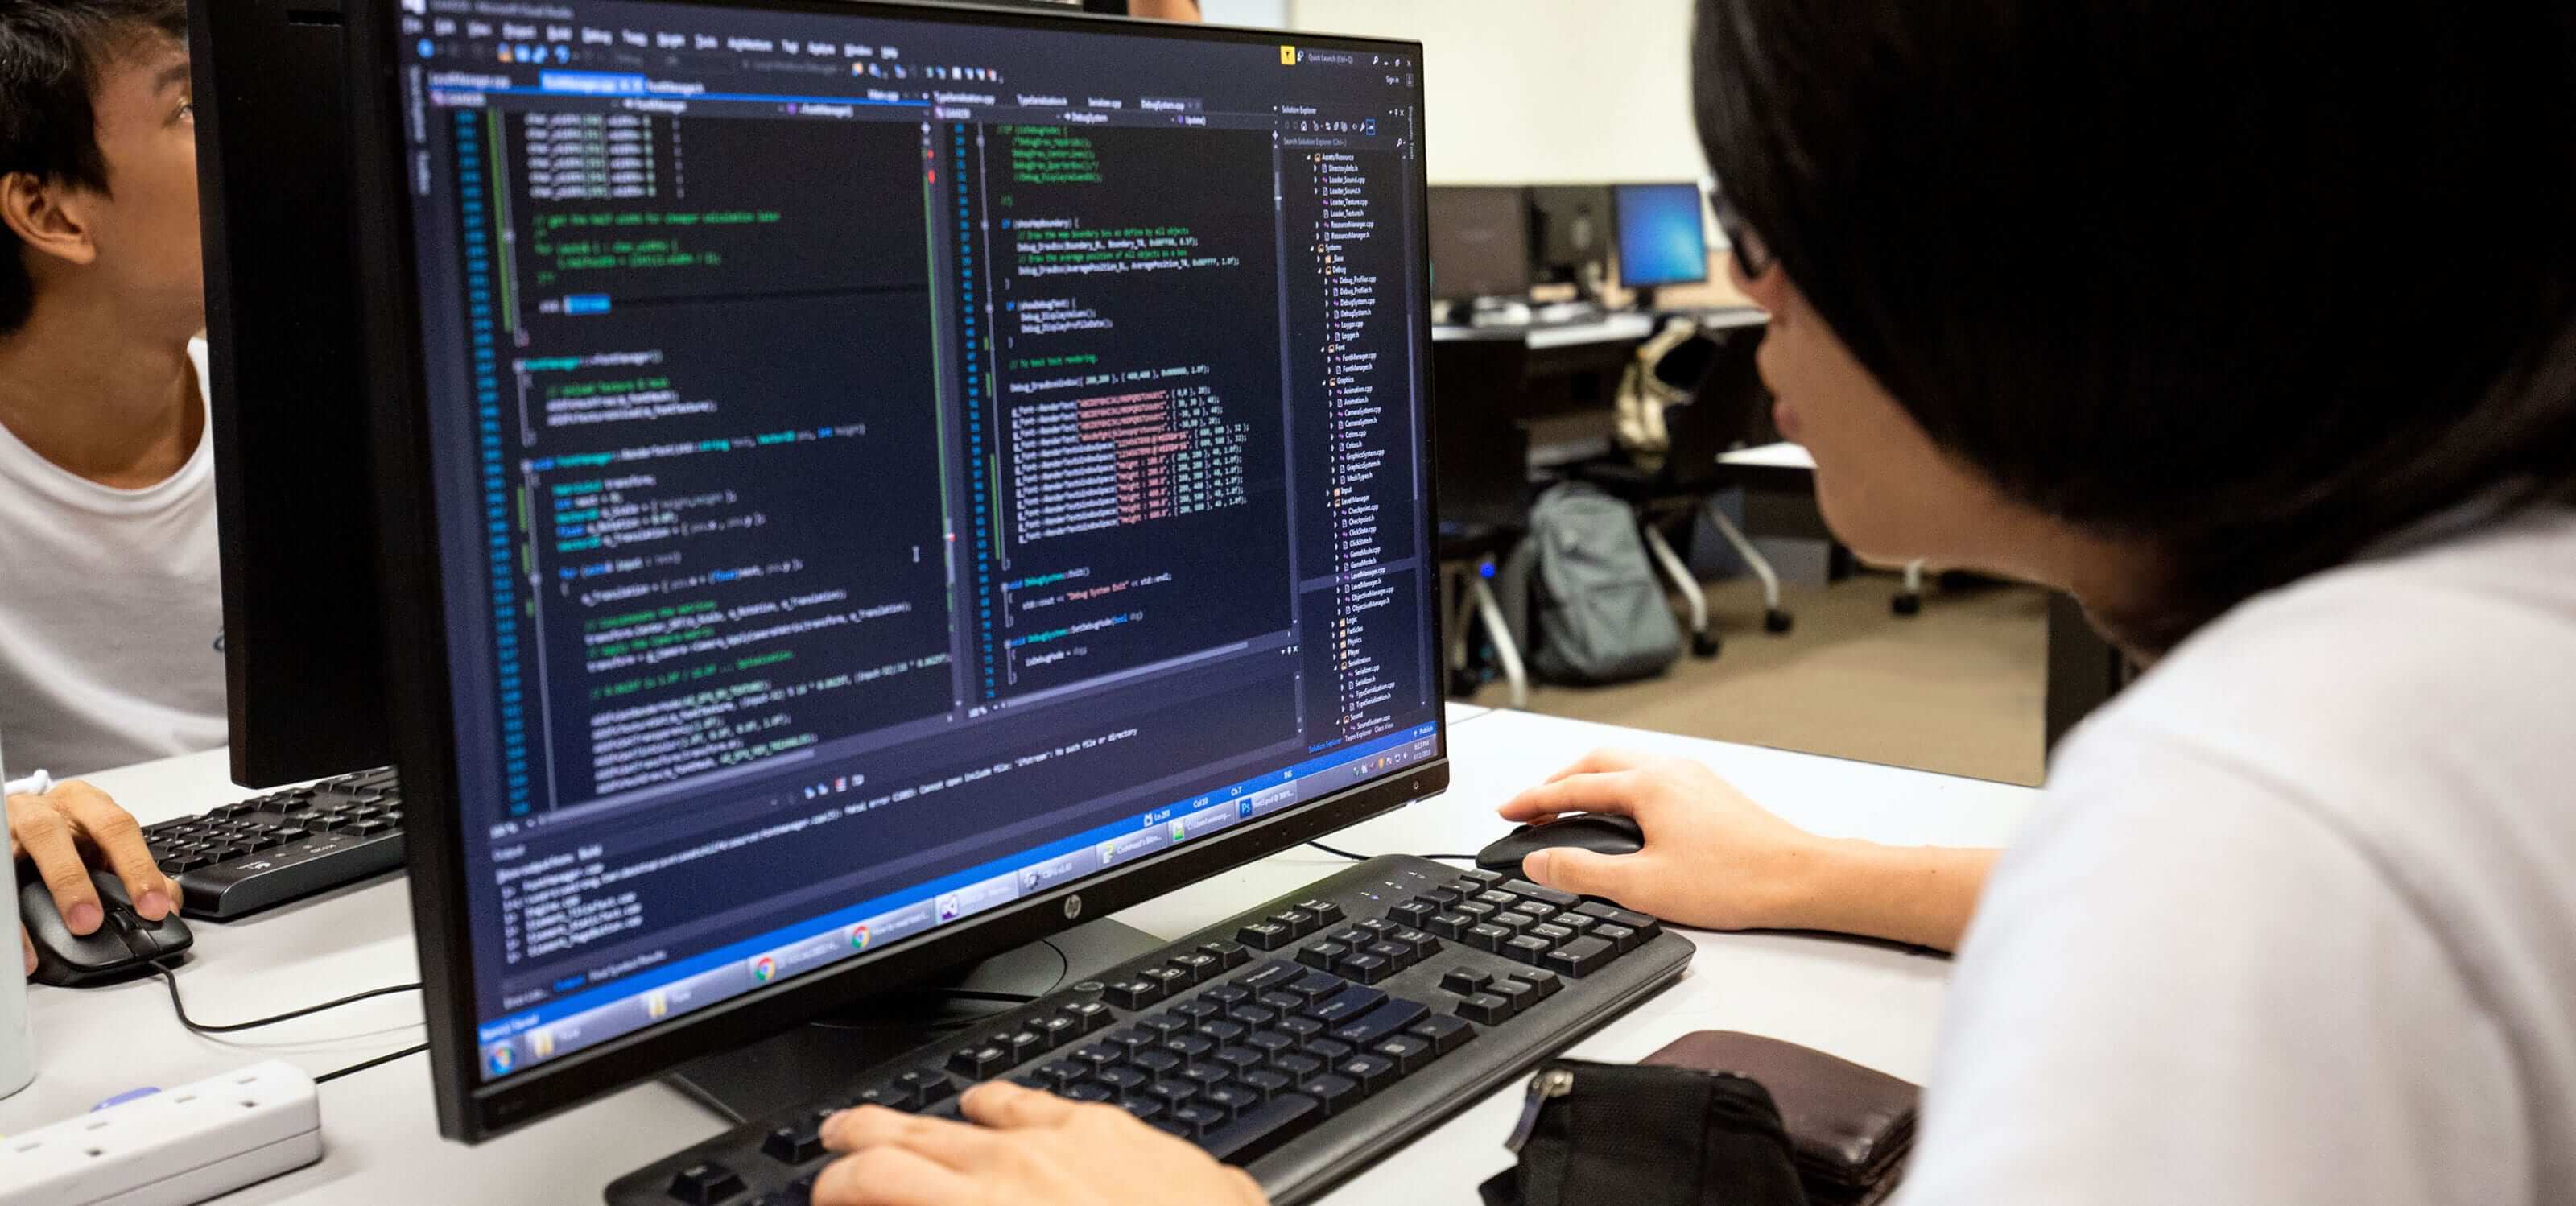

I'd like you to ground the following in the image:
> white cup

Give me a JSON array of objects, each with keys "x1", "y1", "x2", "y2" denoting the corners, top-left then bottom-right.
[{"x1": 1, "y1": 738, "x2": 34, "y2": 1100}]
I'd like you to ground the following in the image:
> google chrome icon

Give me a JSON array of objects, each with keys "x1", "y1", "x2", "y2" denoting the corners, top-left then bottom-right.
[
  {"x1": 849, "y1": 924, "x2": 872, "y2": 951},
  {"x1": 751, "y1": 955, "x2": 778, "y2": 984}
]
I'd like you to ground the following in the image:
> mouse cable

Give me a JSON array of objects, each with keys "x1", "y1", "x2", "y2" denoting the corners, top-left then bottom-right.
[
  {"x1": 314, "y1": 1043, "x2": 429, "y2": 1084},
  {"x1": 152, "y1": 960, "x2": 421, "y2": 1035},
  {"x1": 1305, "y1": 840, "x2": 1478, "y2": 864}
]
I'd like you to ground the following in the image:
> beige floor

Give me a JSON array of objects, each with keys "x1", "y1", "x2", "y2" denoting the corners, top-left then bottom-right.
[{"x1": 1488, "y1": 572, "x2": 2050, "y2": 786}]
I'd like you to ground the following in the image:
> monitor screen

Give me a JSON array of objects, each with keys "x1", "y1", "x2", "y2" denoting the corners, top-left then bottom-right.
[
  {"x1": 1614, "y1": 182, "x2": 1710, "y2": 289},
  {"x1": 365, "y1": 0, "x2": 1439, "y2": 1108},
  {"x1": 1426, "y1": 185, "x2": 1531, "y2": 300},
  {"x1": 1526, "y1": 184, "x2": 1612, "y2": 284}
]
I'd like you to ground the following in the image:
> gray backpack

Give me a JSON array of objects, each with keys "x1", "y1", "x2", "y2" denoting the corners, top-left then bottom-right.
[{"x1": 1503, "y1": 481, "x2": 1682, "y2": 684}]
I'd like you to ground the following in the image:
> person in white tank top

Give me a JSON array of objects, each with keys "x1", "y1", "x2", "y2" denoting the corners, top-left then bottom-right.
[{"x1": 1, "y1": 1, "x2": 208, "y2": 975}]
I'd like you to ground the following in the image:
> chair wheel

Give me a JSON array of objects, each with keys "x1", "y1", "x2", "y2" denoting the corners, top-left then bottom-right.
[
  {"x1": 1763, "y1": 609, "x2": 1794, "y2": 634},
  {"x1": 1690, "y1": 633, "x2": 1723, "y2": 659},
  {"x1": 1892, "y1": 593, "x2": 1922, "y2": 617}
]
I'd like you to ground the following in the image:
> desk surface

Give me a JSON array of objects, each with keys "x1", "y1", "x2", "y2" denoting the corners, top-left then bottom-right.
[
  {"x1": 5, "y1": 705, "x2": 2040, "y2": 1204},
  {"x1": 1717, "y1": 440, "x2": 1815, "y2": 472}
]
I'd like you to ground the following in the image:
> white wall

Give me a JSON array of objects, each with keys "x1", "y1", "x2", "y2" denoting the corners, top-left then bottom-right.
[{"x1": 1285, "y1": 0, "x2": 1704, "y2": 185}]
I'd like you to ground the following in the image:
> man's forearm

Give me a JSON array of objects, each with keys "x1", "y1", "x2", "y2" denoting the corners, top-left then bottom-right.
[{"x1": 1767, "y1": 840, "x2": 1999, "y2": 952}]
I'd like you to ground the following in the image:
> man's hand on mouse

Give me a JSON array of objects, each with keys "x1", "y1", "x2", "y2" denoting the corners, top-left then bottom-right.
[
  {"x1": 8, "y1": 780, "x2": 180, "y2": 975},
  {"x1": 1496, "y1": 747, "x2": 1840, "y2": 931}
]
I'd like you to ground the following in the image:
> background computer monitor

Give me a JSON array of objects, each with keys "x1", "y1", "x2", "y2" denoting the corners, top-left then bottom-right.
[
  {"x1": 1527, "y1": 184, "x2": 1612, "y2": 290},
  {"x1": 347, "y1": 0, "x2": 1443, "y2": 1141},
  {"x1": 190, "y1": 0, "x2": 395, "y2": 787},
  {"x1": 1613, "y1": 181, "x2": 1711, "y2": 294},
  {"x1": 1427, "y1": 185, "x2": 1533, "y2": 302}
]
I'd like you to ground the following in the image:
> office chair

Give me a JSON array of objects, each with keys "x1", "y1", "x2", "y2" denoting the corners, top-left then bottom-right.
[
  {"x1": 1432, "y1": 334, "x2": 1537, "y2": 707},
  {"x1": 1575, "y1": 321, "x2": 1793, "y2": 659}
]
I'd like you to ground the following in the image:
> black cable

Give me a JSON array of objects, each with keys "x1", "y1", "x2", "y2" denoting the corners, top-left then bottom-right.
[
  {"x1": 154, "y1": 961, "x2": 421, "y2": 1035},
  {"x1": 314, "y1": 1043, "x2": 428, "y2": 1084},
  {"x1": 1305, "y1": 840, "x2": 1479, "y2": 864}
]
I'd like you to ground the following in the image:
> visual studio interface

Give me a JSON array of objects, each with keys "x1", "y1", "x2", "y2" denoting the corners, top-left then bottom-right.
[{"x1": 392, "y1": 1, "x2": 1440, "y2": 1073}]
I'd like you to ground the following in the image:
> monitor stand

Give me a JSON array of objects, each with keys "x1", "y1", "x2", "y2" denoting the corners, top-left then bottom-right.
[{"x1": 662, "y1": 918, "x2": 1165, "y2": 1124}]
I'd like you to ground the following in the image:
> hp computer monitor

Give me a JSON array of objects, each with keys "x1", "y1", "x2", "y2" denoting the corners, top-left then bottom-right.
[
  {"x1": 346, "y1": 0, "x2": 1442, "y2": 1141},
  {"x1": 1612, "y1": 181, "x2": 1711, "y2": 293},
  {"x1": 1527, "y1": 184, "x2": 1612, "y2": 289},
  {"x1": 1426, "y1": 185, "x2": 1532, "y2": 302},
  {"x1": 191, "y1": 0, "x2": 395, "y2": 787}
]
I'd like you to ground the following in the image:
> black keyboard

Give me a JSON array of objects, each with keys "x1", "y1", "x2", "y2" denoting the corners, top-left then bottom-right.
[
  {"x1": 609, "y1": 856, "x2": 1692, "y2": 1206},
  {"x1": 147, "y1": 766, "x2": 407, "y2": 919}
]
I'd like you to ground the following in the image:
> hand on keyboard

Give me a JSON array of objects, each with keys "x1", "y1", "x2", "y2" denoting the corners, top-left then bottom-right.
[{"x1": 814, "y1": 1081, "x2": 1267, "y2": 1206}]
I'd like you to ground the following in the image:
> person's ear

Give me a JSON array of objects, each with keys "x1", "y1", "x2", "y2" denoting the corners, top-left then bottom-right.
[{"x1": 0, "y1": 172, "x2": 100, "y2": 270}]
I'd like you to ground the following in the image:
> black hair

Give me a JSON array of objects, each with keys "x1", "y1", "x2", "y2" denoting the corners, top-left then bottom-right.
[
  {"x1": 1695, "y1": 2, "x2": 2576, "y2": 654},
  {"x1": 0, "y1": 0, "x2": 188, "y2": 335}
]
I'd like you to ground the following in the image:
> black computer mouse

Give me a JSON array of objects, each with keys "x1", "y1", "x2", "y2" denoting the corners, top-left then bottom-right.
[
  {"x1": 19, "y1": 869, "x2": 193, "y2": 987},
  {"x1": 1476, "y1": 813, "x2": 1647, "y2": 878}
]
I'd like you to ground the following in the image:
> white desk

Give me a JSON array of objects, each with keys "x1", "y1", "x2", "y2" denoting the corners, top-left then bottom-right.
[
  {"x1": 4, "y1": 705, "x2": 2041, "y2": 1204},
  {"x1": 1716, "y1": 440, "x2": 1815, "y2": 473}
]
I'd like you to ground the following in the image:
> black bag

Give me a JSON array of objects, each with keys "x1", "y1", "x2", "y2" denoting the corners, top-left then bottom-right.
[{"x1": 1479, "y1": 1059, "x2": 1810, "y2": 1206}]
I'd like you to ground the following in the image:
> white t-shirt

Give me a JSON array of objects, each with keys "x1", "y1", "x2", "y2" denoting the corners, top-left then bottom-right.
[
  {"x1": 0, "y1": 338, "x2": 225, "y2": 779},
  {"x1": 1899, "y1": 506, "x2": 2576, "y2": 1204}
]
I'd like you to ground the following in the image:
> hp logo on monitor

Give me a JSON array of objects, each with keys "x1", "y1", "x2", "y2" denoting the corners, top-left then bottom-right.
[{"x1": 1064, "y1": 894, "x2": 1084, "y2": 920}]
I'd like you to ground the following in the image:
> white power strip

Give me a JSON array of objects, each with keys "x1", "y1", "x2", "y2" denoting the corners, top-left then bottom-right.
[{"x1": 0, "y1": 1060, "x2": 322, "y2": 1206}]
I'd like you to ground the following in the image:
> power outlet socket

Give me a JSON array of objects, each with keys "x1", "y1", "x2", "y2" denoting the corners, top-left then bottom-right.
[{"x1": 0, "y1": 1060, "x2": 321, "y2": 1205}]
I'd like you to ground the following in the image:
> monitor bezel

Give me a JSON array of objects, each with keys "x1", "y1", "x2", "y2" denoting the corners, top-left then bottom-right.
[
  {"x1": 345, "y1": 0, "x2": 1445, "y2": 1143},
  {"x1": 1612, "y1": 180, "x2": 1713, "y2": 289}
]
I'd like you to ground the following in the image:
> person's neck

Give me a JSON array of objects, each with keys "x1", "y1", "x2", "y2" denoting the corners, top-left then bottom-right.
[{"x1": 0, "y1": 292, "x2": 201, "y2": 490}]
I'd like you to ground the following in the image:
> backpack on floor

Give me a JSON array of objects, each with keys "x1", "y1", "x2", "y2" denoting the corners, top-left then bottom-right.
[{"x1": 1508, "y1": 481, "x2": 1682, "y2": 685}]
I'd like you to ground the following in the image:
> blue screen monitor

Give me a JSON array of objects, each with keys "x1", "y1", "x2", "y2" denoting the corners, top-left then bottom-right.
[
  {"x1": 345, "y1": 0, "x2": 1445, "y2": 1141},
  {"x1": 1614, "y1": 182, "x2": 1711, "y2": 290}
]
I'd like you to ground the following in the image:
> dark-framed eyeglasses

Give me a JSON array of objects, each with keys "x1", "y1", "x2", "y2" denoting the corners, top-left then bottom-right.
[{"x1": 1707, "y1": 184, "x2": 1775, "y2": 279}]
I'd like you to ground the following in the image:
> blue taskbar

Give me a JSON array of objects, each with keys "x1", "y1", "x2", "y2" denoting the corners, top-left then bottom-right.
[{"x1": 473, "y1": 723, "x2": 1438, "y2": 1079}]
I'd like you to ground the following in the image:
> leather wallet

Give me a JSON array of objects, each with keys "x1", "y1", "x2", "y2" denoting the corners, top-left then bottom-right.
[{"x1": 1645, "y1": 1031, "x2": 1919, "y2": 1206}]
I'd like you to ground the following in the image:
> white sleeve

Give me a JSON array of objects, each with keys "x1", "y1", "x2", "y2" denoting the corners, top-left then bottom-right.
[{"x1": 1894, "y1": 732, "x2": 2530, "y2": 1206}]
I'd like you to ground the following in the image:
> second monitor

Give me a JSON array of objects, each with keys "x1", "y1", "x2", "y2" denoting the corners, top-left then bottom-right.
[{"x1": 1613, "y1": 181, "x2": 1711, "y2": 304}]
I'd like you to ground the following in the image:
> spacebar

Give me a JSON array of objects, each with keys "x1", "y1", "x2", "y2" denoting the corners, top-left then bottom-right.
[{"x1": 1200, "y1": 1093, "x2": 1322, "y2": 1165}]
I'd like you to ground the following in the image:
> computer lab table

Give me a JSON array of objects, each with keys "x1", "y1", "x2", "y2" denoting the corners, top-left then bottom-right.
[{"x1": 3, "y1": 704, "x2": 2041, "y2": 1204}]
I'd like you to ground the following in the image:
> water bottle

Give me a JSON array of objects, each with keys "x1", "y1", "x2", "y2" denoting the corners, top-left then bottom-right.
[{"x1": 1, "y1": 736, "x2": 34, "y2": 1099}]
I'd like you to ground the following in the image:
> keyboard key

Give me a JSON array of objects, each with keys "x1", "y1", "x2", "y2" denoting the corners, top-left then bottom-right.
[
  {"x1": 895, "y1": 1069, "x2": 957, "y2": 1104},
  {"x1": 1227, "y1": 1004, "x2": 1278, "y2": 1029},
  {"x1": 1422, "y1": 887, "x2": 1463, "y2": 907},
  {"x1": 1296, "y1": 1074, "x2": 1360, "y2": 1117},
  {"x1": 1167, "y1": 953, "x2": 1220, "y2": 984},
  {"x1": 1130, "y1": 1050, "x2": 1183, "y2": 1077},
  {"x1": 1491, "y1": 911, "x2": 1534, "y2": 933},
  {"x1": 1179, "y1": 1102, "x2": 1236, "y2": 1138},
  {"x1": 1307, "y1": 985, "x2": 1387, "y2": 1025},
  {"x1": 1590, "y1": 923, "x2": 1641, "y2": 955},
  {"x1": 1301, "y1": 1038, "x2": 1354, "y2": 1064},
  {"x1": 1455, "y1": 901, "x2": 1500, "y2": 923},
  {"x1": 1272, "y1": 907, "x2": 1319, "y2": 938},
  {"x1": 1545, "y1": 936, "x2": 1616, "y2": 977},
  {"x1": 1500, "y1": 879, "x2": 1581, "y2": 908},
  {"x1": 763, "y1": 1123, "x2": 827, "y2": 1164},
  {"x1": 1137, "y1": 1014, "x2": 1191, "y2": 1039},
  {"x1": 1463, "y1": 923, "x2": 1510, "y2": 952},
  {"x1": 1297, "y1": 941, "x2": 1348, "y2": 972},
  {"x1": 1295, "y1": 898, "x2": 1346, "y2": 925},
  {"x1": 1120, "y1": 1097, "x2": 1166, "y2": 1125},
  {"x1": 1236, "y1": 922, "x2": 1290, "y2": 950},
  {"x1": 1389, "y1": 900, "x2": 1437, "y2": 925},
  {"x1": 1474, "y1": 889, "x2": 1517, "y2": 909},
  {"x1": 1245, "y1": 1030, "x2": 1298, "y2": 1062},
  {"x1": 1034, "y1": 1059, "x2": 1088, "y2": 1090},
  {"x1": 1508, "y1": 970, "x2": 1563, "y2": 1000},
  {"x1": 1364, "y1": 940, "x2": 1418, "y2": 970},
  {"x1": 1196, "y1": 1019, "x2": 1249, "y2": 1046},
  {"x1": 1072, "y1": 1043, "x2": 1125, "y2": 1071},
  {"x1": 947, "y1": 1044, "x2": 1009, "y2": 1079},
  {"x1": 1197, "y1": 941, "x2": 1250, "y2": 969},
  {"x1": 1063, "y1": 1001, "x2": 1114, "y2": 1033},
  {"x1": 1426, "y1": 911, "x2": 1477, "y2": 940},
  {"x1": 1238, "y1": 1068, "x2": 1292, "y2": 1101},
  {"x1": 998, "y1": 1030, "x2": 1045, "y2": 1062},
  {"x1": 1033, "y1": 1014, "x2": 1083, "y2": 1046},
  {"x1": 1328, "y1": 926, "x2": 1376, "y2": 948},
  {"x1": 1140, "y1": 967, "x2": 1193, "y2": 995},
  {"x1": 1529, "y1": 923, "x2": 1575, "y2": 944},
  {"x1": 1406, "y1": 1014, "x2": 1475, "y2": 1056},
  {"x1": 1328, "y1": 998, "x2": 1430, "y2": 1047},
  {"x1": 1504, "y1": 935, "x2": 1554, "y2": 964},
  {"x1": 1553, "y1": 912, "x2": 1598, "y2": 934},
  {"x1": 1237, "y1": 960, "x2": 1303, "y2": 993},
  {"x1": 1169, "y1": 997, "x2": 1222, "y2": 1022},
  {"x1": 1486, "y1": 979, "x2": 1538, "y2": 1014},
  {"x1": 1438, "y1": 967, "x2": 1492, "y2": 995},
  {"x1": 1388, "y1": 926, "x2": 1441, "y2": 954},
  {"x1": 1147, "y1": 1080, "x2": 1200, "y2": 1109},
  {"x1": 1572, "y1": 901, "x2": 1662, "y2": 936},
  {"x1": 1336, "y1": 1054, "x2": 1397, "y2": 1097},
  {"x1": 1369, "y1": 1034, "x2": 1435, "y2": 1075},
  {"x1": 1199, "y1": 1091, "x2": 1324, "y2": 1164},
  {"x1": 1357, "y1": 918, "x2": 1397, "y2": 935},
  {"x1": 1215, "y1": 1045, "x2": 1269, "y2": 1076},
  {"x1": 1101, "y1": 1027, "x2": 1156, "y2": 1055},
  {"x1": 1461, "y1": 869, "x2": 1502, "y2": 886},
  {"x1": 1333, "y1": 952, "x2": 1389, "y2": 984},
  {"x1": 1096, "y1": 1066, "x2": 1150, "y2": 1096},
  {"x1": 851, "y1": 1082, "x2": 918, "y2": 1111},
  {"x1": 667, "y1": 1161, "x2": 745, "y2": 1204},
  {"x1": 1200, "y1": 984, "x2": 1251, "y2": 1009},
  {"x1": 1064, "y1": 1082, "x2": 1116, "y2": 1103},
  {"x1": 1286, "y1": 971, "x2": 1348, "y2": 1006},
  {"x1": 1272, "y1": 1053, "x2": 1324, "y2": 1080},
  {"x1": 1257, "y1": 991, "x2": 1306, "y2": 1014},
  {"x1": 1103, "y1": 978, "x2": 1165, "y2": 1010},
  {"x1": 1455, "y1": 993, "x2": 1512, "y2": 1025},
  {"x1": 1181, "y1": 1063, "x2": 1232, "y2": 1089},
  {"x1": 1162, "y1": 1035, "x2": 1216, "y2": 1062}
]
